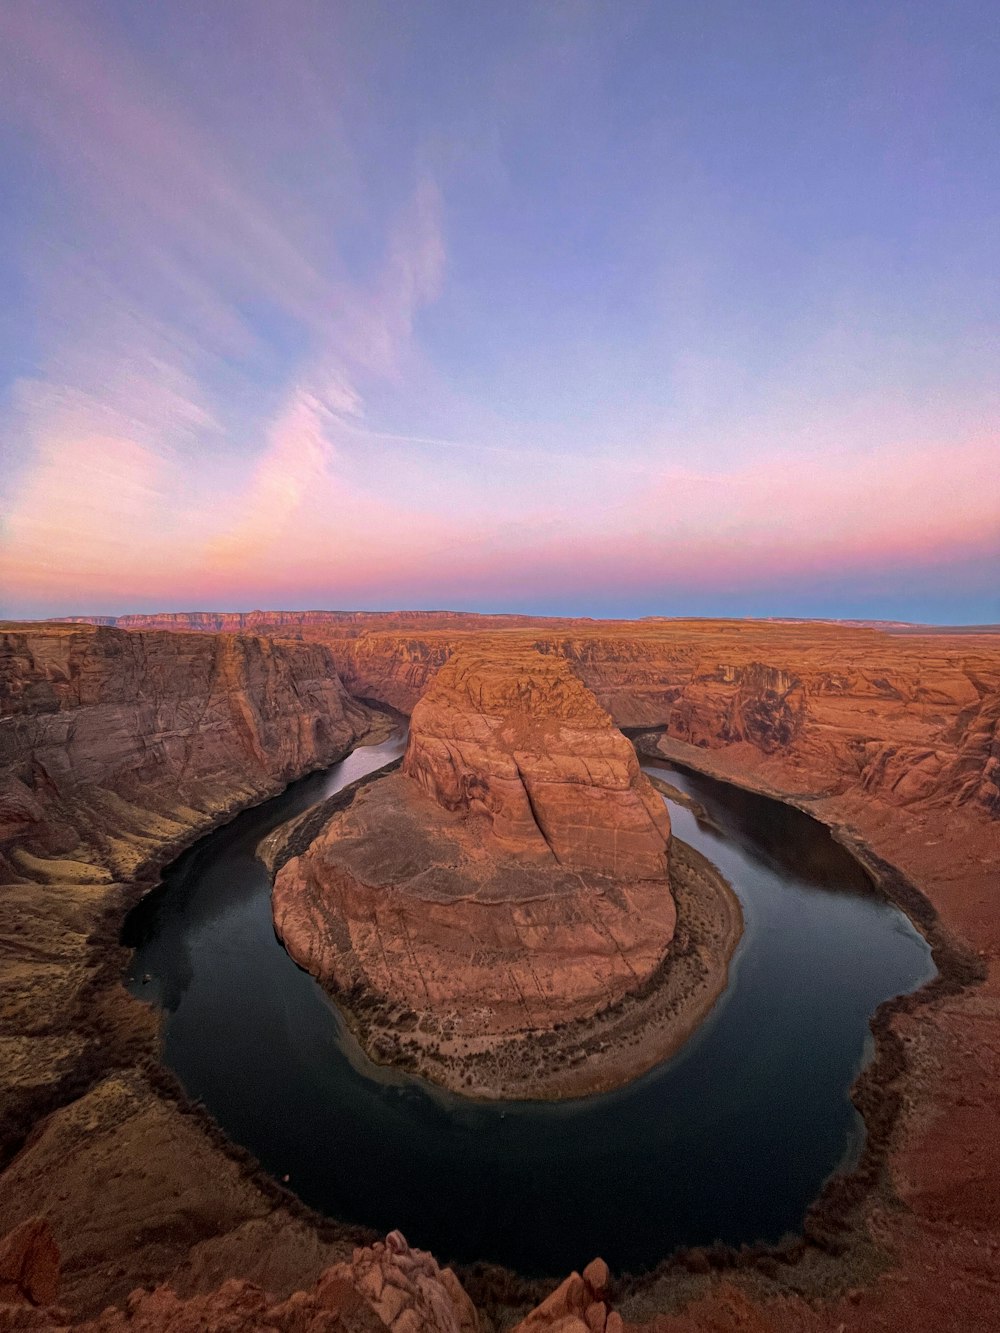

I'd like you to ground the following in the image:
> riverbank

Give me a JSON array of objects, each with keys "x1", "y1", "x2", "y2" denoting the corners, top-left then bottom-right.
[{"x1": 620, "y1": 729, "x2": 994, "y2": 1331}]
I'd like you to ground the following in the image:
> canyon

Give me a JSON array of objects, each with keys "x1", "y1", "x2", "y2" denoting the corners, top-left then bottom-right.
[{"x1": 1, "y1": 612, "x2": 998, "y2": 1331}]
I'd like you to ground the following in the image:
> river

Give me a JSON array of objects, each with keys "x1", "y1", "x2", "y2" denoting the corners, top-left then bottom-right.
[{"x1": 122, "y1": 730, "x2": 933, "y2": 1276}]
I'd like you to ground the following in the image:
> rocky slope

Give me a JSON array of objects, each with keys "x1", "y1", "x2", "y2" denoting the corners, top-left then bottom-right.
[
  {"x1": 0, "y1": 1221, "x2": 481, "y2": 1332},
  {"x1": 0, "y1": 622, "x2": 388, "y2": 1316},
  {"x1": 402, "y1": 648, "x2": 670, "y2": 875},
  {"x1": 267, "y1": 648, "x2": 731, "y2": 1098}
]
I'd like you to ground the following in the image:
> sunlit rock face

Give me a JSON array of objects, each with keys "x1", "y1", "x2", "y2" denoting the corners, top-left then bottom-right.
[
  {"x1": 402, "y1": 648, "x2": 671, "y2": 877},
  {"x1": 270, "y1": 647, "x2": 676, "y2": 1093},
  {"x1": 0, "y1": 623, "x2": 375, "y2": 866}
]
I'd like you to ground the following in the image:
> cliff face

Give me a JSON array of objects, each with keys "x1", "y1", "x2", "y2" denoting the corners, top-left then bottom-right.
[
  {"x1": 0, "y1": 622, "x2": 382, "y2": 1208},
  {"x1": 190, "y1": 618, "x2": 997, "y2": 822},
  {"x1": 403, "y1": 649, "x2": 670, "y2": 877},
  {"x1": 51, "y1": 611, "x2": 1000, "y2": 824},
  {"x1": 0, "y1": 624, "x2": 376, "y2": 865}
]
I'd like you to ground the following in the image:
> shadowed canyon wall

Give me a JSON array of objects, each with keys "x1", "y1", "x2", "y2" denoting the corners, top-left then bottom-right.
[{"x1": 0, "y1": 622, "x2": 383, "y2": 1259}]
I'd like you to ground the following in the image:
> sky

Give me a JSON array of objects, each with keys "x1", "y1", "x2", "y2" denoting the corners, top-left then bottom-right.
[{"x1": 0, "y1": 0, "x2": 997, "y2": 623}]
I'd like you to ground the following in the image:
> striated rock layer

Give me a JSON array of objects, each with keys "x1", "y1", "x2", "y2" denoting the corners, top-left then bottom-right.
[
  {"x1": 65, "y1": 611, "x2": 999, "y2": 820},
  {"x1": 268, "y1": 649, "x2": 711, "y2": 1098},
  {"x1": 0, "y1": 622, "x2": 388, "y2": 1316},
  {"x1": 0, "y1": 623, "x2": 378, "y2": 866},
  {"x1": 403, "y1": 648, "x2": 670, "y2": 875}
]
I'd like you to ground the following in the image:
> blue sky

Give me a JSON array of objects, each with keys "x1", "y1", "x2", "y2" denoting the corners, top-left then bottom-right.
[{"x1": 0, "y1": 0, "x2": 997, "y2": 622}]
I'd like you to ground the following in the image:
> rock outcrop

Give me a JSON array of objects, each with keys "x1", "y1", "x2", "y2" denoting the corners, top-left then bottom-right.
[
  {"x1": 270, "y1": 648, "x2": 693, "y2": 1097},
  {"x1": 0, "y1": 1225, "x2": 478, "y2": 1333},
  {"x1": 402, "y1": 649, "x2": 670, "y2": 876},
  {"x1": 512, "y1": 1256, "x2": 620, "y2": 1333},
  {"x1": 77, "y1": 1231, "x2": 479, "y2": 1333}
]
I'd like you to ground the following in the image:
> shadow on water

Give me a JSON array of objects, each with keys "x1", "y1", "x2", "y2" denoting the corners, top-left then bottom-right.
[{"x1": 122, "y1": 733, "x2": 934, "y2": 1277}]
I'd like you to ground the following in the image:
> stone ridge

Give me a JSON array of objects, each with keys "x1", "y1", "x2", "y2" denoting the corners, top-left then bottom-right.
[{"x1": 402, "y1": 648, "x2": 670, "y2": 878}]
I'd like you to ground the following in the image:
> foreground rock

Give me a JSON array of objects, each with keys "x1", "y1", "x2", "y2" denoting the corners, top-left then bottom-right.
[
  {"x1": 270, "y1": 649, "x2": 740, "y2": 1097},
  {"x1": 0, "y1": 1226, "x2": 478, "y2": 1332},
  {"x1": 512, "y1": 1257, "x2": 622, "y2": 1333},
  {"x1": 78, "y1": 1232, "x2": 478, "y2": 1333}
]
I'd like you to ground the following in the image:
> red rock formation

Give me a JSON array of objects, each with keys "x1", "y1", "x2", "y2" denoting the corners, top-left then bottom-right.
[
  {"x1": 0, "y1": 623, "x2": 375, "y2": 863},
  {"x1": 328, "y1": 623, "x2": 1000, "y2": 821},
  {"x1": 512, "y1": 1257, "x2": 619, "y2": 1333},
  {"x1": 402, "y1": 649, "x2": 669, "y2": 876},
  {"x1": 82, "y1": 612, "x2": 998, "y2": 821},
  {"x1": 79, "y1": 1231, "x2": 480, "y2": 1333},
  {"x1": 273, "y1": 774, "x2": 678, "y2": 1055},
  {"x1": 271, "y1": 647, "x2": 679, "y2": 1096},
  {"x1": 0, "y1": 1227, "x2": 478, "y2": 1333}
]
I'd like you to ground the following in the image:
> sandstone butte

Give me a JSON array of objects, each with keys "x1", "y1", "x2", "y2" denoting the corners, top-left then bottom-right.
[
  {"x1": 267, "y1": 647, "x2": 712, "y2": 1098},
  {"x1": 1, "y1": 612, "x2": 998, "y2": 1332}
]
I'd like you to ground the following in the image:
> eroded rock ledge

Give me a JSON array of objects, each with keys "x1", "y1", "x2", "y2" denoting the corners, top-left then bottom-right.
[{"x1": 269, "y1": 649, "x2": 741, "y2": 1097}]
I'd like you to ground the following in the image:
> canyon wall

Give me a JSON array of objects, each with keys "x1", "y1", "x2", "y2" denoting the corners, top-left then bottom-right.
[
  {"x1": 0, "y1": 621, "x2": 382, "y2": 1188},
  {"x1": 91, "y1": 614, "x2": 996, "y2": 821},
  {"x1": 64, "y1": 611, "x2": 997, "y2": 821},
  {"x1": 1, "y1": 623, "x2": 378, "y2": 865}
]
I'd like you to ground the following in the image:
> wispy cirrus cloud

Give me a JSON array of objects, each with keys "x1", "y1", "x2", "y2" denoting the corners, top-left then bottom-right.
[
  {"x1": 0, "y1": 0, "x2": 452, "y2": 613},
  {"x1": 0, "y1": 2, "x2": 996, "y2": 622}
]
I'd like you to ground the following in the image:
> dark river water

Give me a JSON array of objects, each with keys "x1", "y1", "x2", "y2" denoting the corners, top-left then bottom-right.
[{"x1": 122, "y1": 731, "x2": 934, "y2": 1277}]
